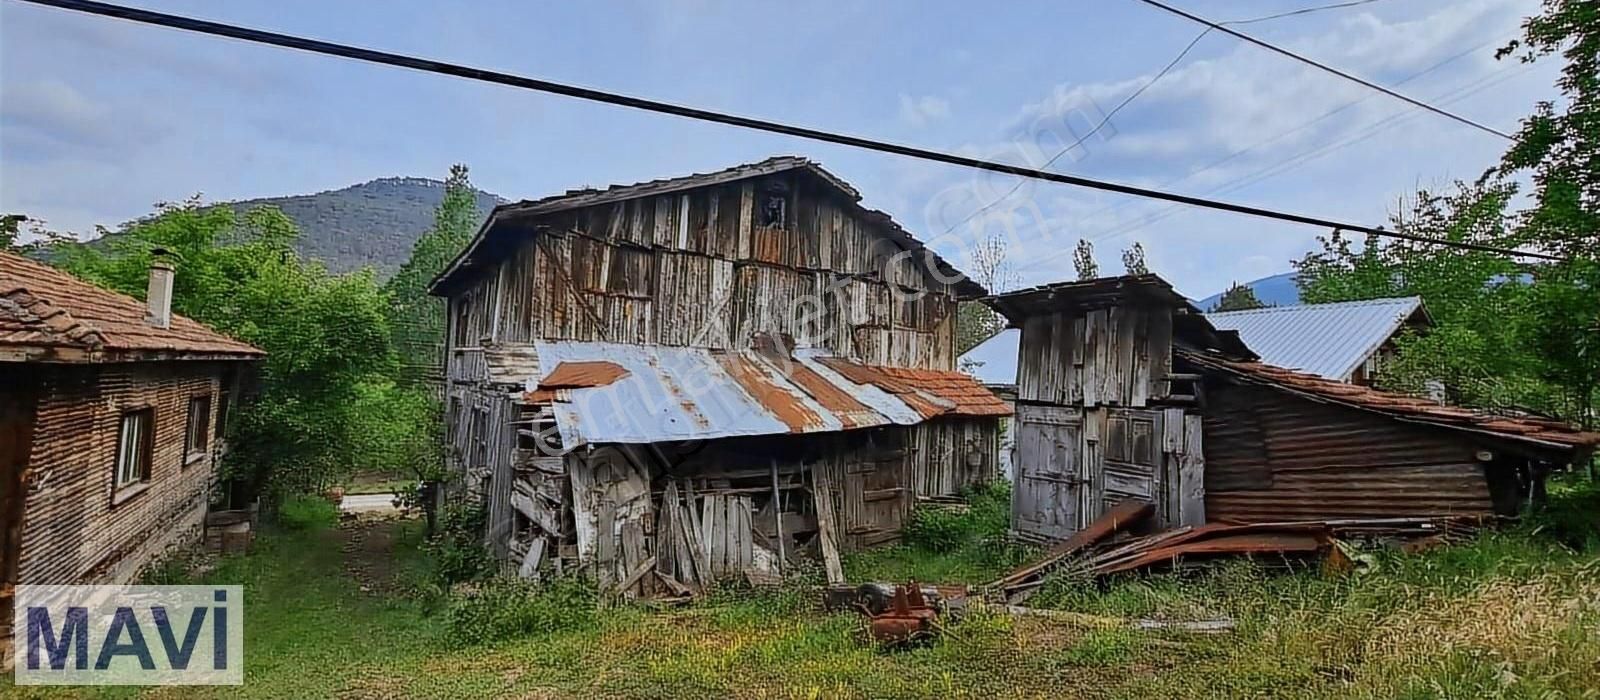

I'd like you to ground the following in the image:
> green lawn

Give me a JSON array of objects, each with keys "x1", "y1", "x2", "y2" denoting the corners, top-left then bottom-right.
[{"x1": 7, "y1": 483, "x2": 1599, "y2": 699}]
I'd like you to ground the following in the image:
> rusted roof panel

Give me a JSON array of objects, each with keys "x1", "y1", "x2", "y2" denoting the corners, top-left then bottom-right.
[
  {"x1": 518, "y1": 340, "x2": 1009, "y2": 446},
  {"x1": 0, "y1": 252, "x2": 262, "y2": 362},
  {"x1": 1182, "y1": 348, "x2": 1600, "y2": 454}
]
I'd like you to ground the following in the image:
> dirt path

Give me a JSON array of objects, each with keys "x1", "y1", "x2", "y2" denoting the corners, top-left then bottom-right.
[{"x1": 336, "y1": 514, "x2": 404, "y2": 596}]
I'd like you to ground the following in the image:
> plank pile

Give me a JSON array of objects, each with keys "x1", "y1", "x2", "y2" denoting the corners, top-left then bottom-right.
[{"x1": 992, "y1": 510, "x2": 1488, "y2": 603}]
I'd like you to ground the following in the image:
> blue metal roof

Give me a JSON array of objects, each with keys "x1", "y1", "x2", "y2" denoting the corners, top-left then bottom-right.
[
  {"x1": 959, "y1": 296, "x2": 1427, "y2": 385},
  {"x1": 1203, "y1": 297, "x2": 1426, "y2": 381}
]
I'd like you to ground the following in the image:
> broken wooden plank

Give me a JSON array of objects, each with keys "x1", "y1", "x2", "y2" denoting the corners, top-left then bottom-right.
[
  {"x1": 617, "y1": 555, "x2": 658, "y2": 593},
  {"x1": 511, "y1": 490, "x2": 562, "y2": 537},
  {"x1": 518, "y1": 538, "x2": 546, "y2": 581},
  {"x1": 990, "y1": 500, "x2": 1154, "y2": 591},
  {"x1": 811, "y1": 465, "x2": 845, "y2": 585}
]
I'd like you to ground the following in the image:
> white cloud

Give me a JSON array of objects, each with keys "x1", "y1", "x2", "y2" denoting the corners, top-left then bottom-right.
[
  {"x1": 893, "y1": 0, "x2": 1553, "y2": 299},
  {"x1": 898, "y1": 93, "x2": 951, "y2": 127}
]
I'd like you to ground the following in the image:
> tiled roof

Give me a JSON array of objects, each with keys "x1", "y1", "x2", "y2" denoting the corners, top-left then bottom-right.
[
  {"x1": 1205, "y1": 297, "x2": 1427, "y2": 380},
  {"x1": 429, "y1": 156, "x2": 986, "y2": 298},
  {"x1": 819, "y1": 360, "x2": 1014, "y2": 418},
  {"x1": 0, "y1": 252, "x2": 263, "y2": 362},
  {"x1": 1180, "y1": 349, "x2": 1600, "y2": 453}
]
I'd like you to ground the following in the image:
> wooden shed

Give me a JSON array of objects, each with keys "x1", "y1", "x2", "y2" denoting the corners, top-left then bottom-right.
[
  {"x1": 984, "y1": 274, "x2": 1600, "y2": 543},
  {"x1": 427, "y1": 157, "x2": 1010, "y2": 595}
]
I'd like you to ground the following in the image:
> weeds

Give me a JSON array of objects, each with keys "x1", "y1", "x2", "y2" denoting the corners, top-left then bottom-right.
[
  {"x1": 445, "y1": 575, "x2": 600, "y2": 645},
  {"x1": 424, "y1": 502, "x2": 496, "y2": 585},
  {"x1": 275, "y1": 493, "x2": 339, "y2": 530},
  {"x1": 849, "y1": 480, "x2": 1036, "y2": 583}
]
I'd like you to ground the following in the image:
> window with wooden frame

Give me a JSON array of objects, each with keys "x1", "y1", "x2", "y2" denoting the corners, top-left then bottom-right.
[
  {"x1": 185, "y1": 394, "x2": 212, "y2": 461},
  {"x1": 114, "y1": 408, "x2": 154, "y2": 489}
]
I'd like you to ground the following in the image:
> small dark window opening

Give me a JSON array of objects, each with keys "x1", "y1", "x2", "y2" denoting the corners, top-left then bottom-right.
[
  {"x1": 215, "y1": 387, "x2": 231, "y2": 439},
  {"x1": 186, "y1": 395, "x2": 212, "y2": 459},
  {"x1": 759, "y1": 181, "x2": 790, "y2": 227}
]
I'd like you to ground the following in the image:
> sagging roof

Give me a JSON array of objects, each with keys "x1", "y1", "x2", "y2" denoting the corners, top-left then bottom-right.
[
  {"x1": 1205, "y1": 296, "x2": 1429, "y2": 381},
  {"x1": 510, "y1": 339, "x2": 1009, "y2": 446},
  {"x1": 428, "y1": 156, "x2": 985, "y2": 298},
  {"x1": 1179, "y1": 348, "x2": 1600, "y2": 455},
  {"x1": 0, "y1": 252, "x2": 263, "y2": 363}
]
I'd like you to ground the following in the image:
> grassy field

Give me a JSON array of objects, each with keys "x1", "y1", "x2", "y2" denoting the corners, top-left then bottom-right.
[{"x1": 7, "y1": 481, "x2": 1599, "y2": 699}]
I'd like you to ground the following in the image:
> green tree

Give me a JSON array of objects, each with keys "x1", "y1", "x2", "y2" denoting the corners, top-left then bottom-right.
[
  {"x1": 58, "y1": 200, "x2": 405, "y2": 500},
  {"x1": 1073, "y1": 239, "x2": 1097, "y2": 280},
  {"x1": 1496, "y1": 0, "x2": 1600, "y2": 429},
  {"x1": 1211, "y1": 281, "x2": 1266, "y2": 312},
  {"x1": 1121, "y1": 242, "x2": 1148, "y2": 275},
  {"x1": 955, "y1": 234, "x2": 1018, "y2": 355},
  {"x1": 1293, "y1": 182, "x2": 1537, "y2": 408},
  {"x1": 385, "y1": 164, "x2": 481, "y2": 384}
]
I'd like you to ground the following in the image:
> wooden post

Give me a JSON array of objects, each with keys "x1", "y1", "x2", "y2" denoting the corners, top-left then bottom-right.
[{"x1": 770, "y1": 458, "x2": 785, "y2": 572}]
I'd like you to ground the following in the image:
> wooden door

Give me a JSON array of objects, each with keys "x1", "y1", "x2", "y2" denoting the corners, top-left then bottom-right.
[
  {"x1": 1012, "y1": 404, "x2": 1084, "y2": 541},
  {"x1": 843, "y1": 431, "x2": 909, "y2": 549},
  {"x1": 1102, "y1": 408, "x2": 1164, "y2": 517}
]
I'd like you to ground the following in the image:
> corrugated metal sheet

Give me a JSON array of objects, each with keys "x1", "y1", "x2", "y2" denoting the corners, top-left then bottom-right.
[
  {"x1": 1203, "y1": 297, "x2": 1424, "y2": 381},
  {"x1": 519, "y1": 341, "x2": 1006, "y2": 446},
  {"x1": 961, "y1": 297, "x2": 1428, "y2": 387}
]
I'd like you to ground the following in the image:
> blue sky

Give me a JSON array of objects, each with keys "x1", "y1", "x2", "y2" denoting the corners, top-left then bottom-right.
[{"x1": 0, "y1": 0, "x2": 1559, "y2": 298}]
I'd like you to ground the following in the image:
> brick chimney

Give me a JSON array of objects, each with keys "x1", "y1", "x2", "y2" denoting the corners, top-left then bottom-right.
[{"x1": 146, "y1": 249, "x2": 175, "y2": 329}]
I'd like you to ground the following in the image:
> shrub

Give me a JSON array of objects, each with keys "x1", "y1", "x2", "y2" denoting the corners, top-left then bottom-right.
[
  {"x1": 1526, "y1": 475, "x2": 1600, "y2": 551},
  {"x1": 425, "y1": 503, "x2": 495, "y2": 585},
  {"x1": 903, "y1": 480, "x2": 1013, "y2": 551},
  {"x1": 445, "y1": 575, "x2": 598, "y2": 645},
  {"x1": 277, "y1": 494, "x2": 339, "y2": 531}
]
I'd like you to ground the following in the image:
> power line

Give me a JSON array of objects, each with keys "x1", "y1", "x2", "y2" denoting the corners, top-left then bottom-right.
[
  {"x1": 12, "y1": 0, "x2": 1558, "y2": 262},
  {"x1": 1134, "y1": 0, "x2": 1514, "y2": 140},
  {"x1": 939, "y1": 0, "x2": 1387, "y2": 240},
  {"x1": 1005, "y1": 34, "x2": 1522, "y2": 276}
]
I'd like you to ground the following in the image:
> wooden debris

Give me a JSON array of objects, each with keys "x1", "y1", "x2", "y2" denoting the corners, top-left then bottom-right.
[
  {"x1": 811, "y1": 465, "x2": 845, "y2": 585},
  {"x1": 990, "y1": 500, "x2": 1153, "y2": 598}
]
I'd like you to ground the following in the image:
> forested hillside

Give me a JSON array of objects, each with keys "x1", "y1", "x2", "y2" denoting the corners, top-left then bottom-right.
[{"x1": 228, "y1": 177, "x2": 501, "y2": 275}]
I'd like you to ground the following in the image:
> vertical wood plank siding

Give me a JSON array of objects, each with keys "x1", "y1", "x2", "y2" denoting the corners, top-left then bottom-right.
[
  {"x1": 18, "y1": 363, "x2": 220, "y2": 585},
  {"x1": 1202, "y1": 382, "x2": 1493, "y2": 522},
  {"x1": 447, "y1": 172, "x2": 958, "y2": 371}
]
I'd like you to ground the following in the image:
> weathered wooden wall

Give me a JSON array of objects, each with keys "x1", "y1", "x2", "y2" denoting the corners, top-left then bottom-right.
[
  {"x1": 1011, "y1": 403, "x2": 1202, "y2": 542},
  {"x1": 1014, "y1": 304, "x2": 1173, "y2": 408},
  {"x1": 16, "y1": 362, "x2": 221, "y2": 586},
  {"x1": 1201, "y1": 381, "x2": 1494, "y2": 522},
  {"x1": 444, "y1": 170, "x2": 960, "y2": 371},
  {"x1": 1008, "y1": 300, "x2": 1202, "y2": 543}
]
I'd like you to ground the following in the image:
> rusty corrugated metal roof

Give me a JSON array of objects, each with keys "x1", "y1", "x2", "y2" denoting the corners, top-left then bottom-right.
[
  {"x1": 518, "y1": 340, "x2": 1009, "y2": 446},
  {"x1": 1182, "y1": 348, "x2": 1600, "y2": 453},
  {"x1": 0, "y1": 252, "x2": 263, "y2": 362}
]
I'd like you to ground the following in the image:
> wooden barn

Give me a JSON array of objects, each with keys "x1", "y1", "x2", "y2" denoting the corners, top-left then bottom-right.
[
  {"x1": 0, "y1": 252, "x2": 261, "y2": 670},
  {"x1": 427, "y1": 157, "x2": 1010, "y2": 595},
  {"x1": 984, "y1": 274, "x2": 1600, "y2": 542}
]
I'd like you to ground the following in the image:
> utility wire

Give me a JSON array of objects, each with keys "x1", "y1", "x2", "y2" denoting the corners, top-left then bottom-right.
[
  {"x1": 1012, "y1": 33, "x2": 1512, "y2": 272},
  {"x1": 11, "y1": 0, "x2": 1557, "y2": 262},
  {"x1": 938, "y1": 0, "x2": 1387, "y2": 240},
  {"x1": 1134, "y1": 0, "x2": 1514, "y2": 140}
]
